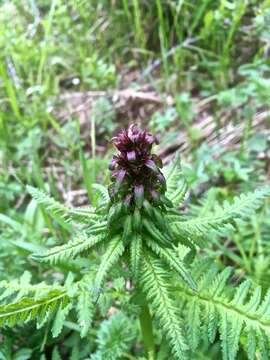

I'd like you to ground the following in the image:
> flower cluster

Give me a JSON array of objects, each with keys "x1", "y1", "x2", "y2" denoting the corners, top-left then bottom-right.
[{"x1": 108, "y1": 124, "x2": 166, "y2": 208}]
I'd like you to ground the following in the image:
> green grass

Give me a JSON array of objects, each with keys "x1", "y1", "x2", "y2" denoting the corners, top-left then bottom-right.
[{"x1": 0, "y1": 0, "x2": 270, "y2": 358}]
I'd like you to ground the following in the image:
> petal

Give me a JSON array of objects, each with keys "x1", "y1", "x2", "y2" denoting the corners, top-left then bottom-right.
[
  {"x1": 127, "y1": 150, "x2": 136, "y2": 161},
  {"x1": 116, "y1": 169, "x2": 126, "y2": 184},
  {"x1": 113, "y1": 169, "x2": 126, "y2": 192},
  {"x1": 145, "y1": 159, "x2": 158, "y2": 173},
  {"x1": 109, "y1": 156, "x2": 118, "y2": 170},
  {"x1": 145, "y1": 134, "x2": 155, "y2": 145}
]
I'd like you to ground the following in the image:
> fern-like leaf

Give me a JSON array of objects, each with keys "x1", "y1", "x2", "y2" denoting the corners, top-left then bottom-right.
[
  {"x1": 141, "y1": 253, "x2": 188, "y2": 359},
  {"x1": 67, "y1": 207, "x2": 103, "y2": 225},
  {"x1": 94, "y1": 237, "x2": 125, "y2": 294},
  {"x1": 76, "y1": 275, "x2": 95, "y2": 338},
  {"x1": 27, "y1": 186, "x2": 101, "y2": 225},
  {"x1": 146, "y1": 239, "x2": 197, "y2": 291},
  {"x1": 0, "y1": 288, "x2": 68, "y2": 327},
  {"x1": 163, "y1": 153, "x2": 188, "y2": 207},
  {"x1": 130, "y1": 233, "x2": 142, "y2": 281},
  {"x1": 173, "y1": 261, "x2": 270, "y2": 360},
  {"x1": 32, "y1": 233, "x2": 105, "y2": 264},
  {"x1": 91, "y1": 312, "x2": 136, "y2": 360},
  {"x1": 0, "y1": 272, "x2": 62, "y2": 303},
  {"x1": 52, "y1": 303, "x2": 72, "y2": 338},
  {"x1": 170, "y1": 186, "x2": 270, "y2": 238},
  {"x1": 92, "y1": 183, "x2": 110, "y2": 204}
]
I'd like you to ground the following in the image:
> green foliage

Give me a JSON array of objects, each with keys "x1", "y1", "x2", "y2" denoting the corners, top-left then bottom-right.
[
  {"x1": 169, "y1": 186, "x2": 270, "y2": 240},
  {"x1": 0, "y1": 273, "x2": 93, "y2": 340},
  {"x1": 0, "y1": 272, "x2": 57, "y2": 302},
  {"x1": 174, "y1": 259, "x2": 270, "y2": 360},
  {"x1": 91, "y1": 312, "x2": 137, "y2": 360},
  {"x1": 94, "y1": 237, "x2": 125, "y2": 294},
  {"x1": 1, "y1": 0, "x2": 270, "y2": 356},
  {"x1": 146, "y1": 239, "x2": 197, "y2": 291},
  {"x1": 76, "y1": 281, "x2": 95, "y2": 338},
  {"x1": 163, "y1": 153, "x2": 188, "y2": 207},
  {"x1": 0, "y1": 287, "x2": 68, "y2": 328},
  {"x1": 141, "y1": 254, "x2": 188, "y2": 359},
  {"x1": 32, "y1": 232, "x2": 105, "y2": 264},
  {"x1": 1, "y1": 154, "x2": 270, "y2": 359},
  {"x1": 130, "y1": 234, "x2": 142, "y2": 281},
  {"x1": 27, "y1": 186, "x2": 102, "y2": 226}
]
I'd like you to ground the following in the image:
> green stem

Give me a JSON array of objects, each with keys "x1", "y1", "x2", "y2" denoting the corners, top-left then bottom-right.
[{"x1": 139, "y1": 302, "x2": 155, "y2": 360}]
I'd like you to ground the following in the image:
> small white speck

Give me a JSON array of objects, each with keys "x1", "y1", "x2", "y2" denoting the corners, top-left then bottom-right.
[{"x1": 72, "y1": 78, "x2": 80, "y2": 85}]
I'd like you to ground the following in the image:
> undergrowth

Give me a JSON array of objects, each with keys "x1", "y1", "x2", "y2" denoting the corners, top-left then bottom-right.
[
  {"x1": 1, "y1": 125, "x2": 270, "y2": 359},
  {"x1": 1, "y1": 1, "x2": 270, "y2": 359}
]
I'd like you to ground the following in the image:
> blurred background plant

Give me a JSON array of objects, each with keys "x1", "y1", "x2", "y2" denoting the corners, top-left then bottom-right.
[{"x1": 0, "y1": 0, "x2": 270, "y2": 358}]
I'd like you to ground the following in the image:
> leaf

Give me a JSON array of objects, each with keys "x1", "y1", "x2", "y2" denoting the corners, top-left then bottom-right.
[
  {"x1": 170, "y1": 187, "x2": 270, "y2": 238},
  {"x1": 94, "y1": 237, "x2": 125, "y2": 294},
  {"x1": 32, "y1": 233, "x2": 105, "y2": 264},
  {"x1": 77, "y1": 289, "x2": 94, "y2": 337},
  {"x1": 52, "y1": 303, "x2": 72, "y2": 337},
  {"x1": 146, "y1": 239, "x2": 197, "y2": 291},
  {"x1": 27, "y1": 186, "x2": 101, "y2": 226},
  {"x1": 163, "y1": 153, "x2": 188, "y2": 207},
  {"x1": 0, "y1": 289, "x2": 68, "y2": 328},
  {"x1": 93, "y1": 312, "x2": 136, "y2": 359},
  {"x1": 130, "y1": 233, "x2": 142, "y2": 281},
  {"x1": 174, "y1": 261, "x2": 270, "y2": 360},
  {"x1": 141, "y1": 254, "x2": 188, "y2": 359}
]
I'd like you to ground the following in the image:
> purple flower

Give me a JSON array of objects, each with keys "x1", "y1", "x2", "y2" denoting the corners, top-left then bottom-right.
[{"x1": 108, "y1": 124, "x2": 166, "y2": 207}]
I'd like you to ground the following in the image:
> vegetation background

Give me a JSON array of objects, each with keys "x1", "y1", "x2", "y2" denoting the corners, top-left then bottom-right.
[{"x1": 0, "y1": 0, "x2": 270, "y2": 359}]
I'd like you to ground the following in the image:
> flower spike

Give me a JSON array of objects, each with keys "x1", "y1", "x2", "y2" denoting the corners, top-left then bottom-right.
[{"x1": 108, "y1": 124, "x2": 166, "y2": 208}]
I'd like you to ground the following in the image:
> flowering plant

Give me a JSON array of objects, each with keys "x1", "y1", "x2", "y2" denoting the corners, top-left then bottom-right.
[{"x1": 0, "y1": 125, "x2": 269, "y2": 359}]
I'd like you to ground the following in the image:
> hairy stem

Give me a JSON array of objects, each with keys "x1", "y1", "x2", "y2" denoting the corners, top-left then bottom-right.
[{"x1": 139, "y1": 302, "x2": 155, "y2": 360}]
